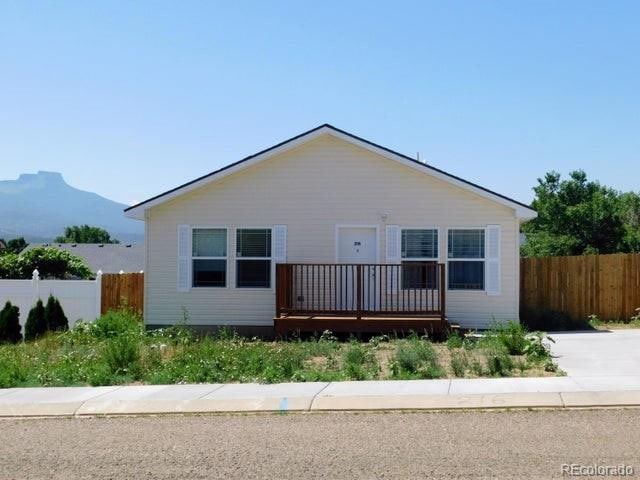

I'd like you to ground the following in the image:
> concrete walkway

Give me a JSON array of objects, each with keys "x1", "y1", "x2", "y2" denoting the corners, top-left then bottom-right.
[
  {"x1": 2, "y1": 375, "x2": 640, "y2": 417},
  {"x1": 550, "y1": 328, "x2": 640, "y2": 376}
]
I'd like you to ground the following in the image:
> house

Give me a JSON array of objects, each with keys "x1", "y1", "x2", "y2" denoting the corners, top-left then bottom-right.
[
  {"x1": 125, "y1": 124, "x2": 536, "y2": 334},
  {"x1": 23, "y1": 243, "x2": 144, "y2": 274}
]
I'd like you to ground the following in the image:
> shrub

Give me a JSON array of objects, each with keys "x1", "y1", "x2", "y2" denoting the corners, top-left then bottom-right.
[
  {"x1": 0, "y1": 301, "x2": 22, "y2": 343},
  {"x1": 522, "y1": 331, "x2": 554, "y2": 360},
  {"x1": 24, "y1": 299, "x2": 47, "y2": 341},
  {"x1": 450, "y1": 350, "x2": 468, "y2": 377},
  {"x1": 104, "y1": 335, "x2": 141, "y2": 376},
  {"x1": 44, "y1": 295, "x2": 68, "y2": 332},
  {"x1": 493, "y1": 321, "x2": 528, "y2": 355},
  {"x1": 0, "y1": 247, "x2": 92, "y2": 279},
  {"x1": 342, "y1": 341, "x2": 379, "y2": 380},
  {"x1": 93, "y1": 309, "x2": 143, "y2": 339},
  {"x1": 391, "y1": 336, "x2": 443, "y2": 379},
  {"x1": 0, "y1": 253, "x2": 21, "y2": 278},
  {"x1": 446, "y1": 330, "x2": 463, "y2": 349},
  {"x1": 484, "y1": 347, "x2": 513, "y2": 377}
]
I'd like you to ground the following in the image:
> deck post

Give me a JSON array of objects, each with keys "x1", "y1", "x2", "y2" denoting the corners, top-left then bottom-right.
[
  {"x1": 275, "y1": 263, "x2": 287, "y2": 318},
  {"x1": 439, "y1": 263, "x2": 446, "y2": 321},
  {"x1": 356, "y1": 264, "x2": 363, "y2": 319}
]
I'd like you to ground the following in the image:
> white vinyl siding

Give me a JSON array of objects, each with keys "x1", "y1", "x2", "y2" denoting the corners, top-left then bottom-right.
[{"x1": 146, "y1": 135, "x2": 520, "y2": 329}]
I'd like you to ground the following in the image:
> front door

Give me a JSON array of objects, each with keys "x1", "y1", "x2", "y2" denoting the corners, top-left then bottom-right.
[{"x1": 336, "y1": 227, "x2": 377, "y2": 311}]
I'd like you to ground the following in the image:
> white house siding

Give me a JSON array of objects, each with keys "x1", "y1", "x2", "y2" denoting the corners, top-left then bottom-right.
[{"x1": 145, "y1": 135, "x2": 521, "y2": 329}]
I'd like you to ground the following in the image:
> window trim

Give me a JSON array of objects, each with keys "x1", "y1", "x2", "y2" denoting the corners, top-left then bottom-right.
[
  {"x1": 190, "y1": 226, "x2": 229, "y2": 289},
  {"x1": 400, "y1": 227, "x2": 439, "y2": 290},
  {"x1": 446, "y1": 227, "x2": 487, "y2": 292},
  {"x1": 235, "y1": 226, "x2": 274, "y2": 290}
]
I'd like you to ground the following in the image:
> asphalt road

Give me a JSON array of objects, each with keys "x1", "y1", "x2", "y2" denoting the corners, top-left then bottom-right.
[{"x1": 1, "y1": 410, "x2": 639, "y2": 479}]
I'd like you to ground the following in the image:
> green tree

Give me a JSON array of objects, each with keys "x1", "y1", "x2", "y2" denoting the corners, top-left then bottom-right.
[
  {"x1": 0, "y1": 247, "x2": 92, "y2": 279},
  {"x1": 0, "y1": 237, "x2": 28, "y2": 255},
  {"x1": 44, "y1": 295, "x2": 68, "y2": 332},
  {"x1": 55, "y1": 225, "x2": 119, "y2": 244},
  {"x1": 24, "y1": 299, "x2": 47, "y2": 341},
  {"x1": 0, "y1": 301, "x2": 22, "y2": 343},
  {"x1": 521, "y1": 170, "x2": 638, "y2": 257},
  {"x1": 619, "y1": 192, "x2": 640, "y2": 252}
]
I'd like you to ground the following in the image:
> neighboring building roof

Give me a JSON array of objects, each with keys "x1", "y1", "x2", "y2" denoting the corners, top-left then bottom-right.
[
  {"x1": 124, "y1": 123, "x2": 537, "y2": 220},
  {"x1": 0, "y1": 239, "x2": 6, "y2": 250},
  {"x1": 23, "y1": 243, "x2": 144, "y2": 274}
]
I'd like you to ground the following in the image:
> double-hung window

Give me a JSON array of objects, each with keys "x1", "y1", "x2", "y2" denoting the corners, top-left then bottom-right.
[
  {"x1": 401, "y1": 229, "x2": 438, "y2": 289},
  {"x1": 236, "y1": 229, "x2": 272, "y2": 288},
  {"x1": 192, "y1": 228, "x2": 227, "y2": 287},
  {"x1": 447, "y1": 229, "x2": 485, "y2": 290}
]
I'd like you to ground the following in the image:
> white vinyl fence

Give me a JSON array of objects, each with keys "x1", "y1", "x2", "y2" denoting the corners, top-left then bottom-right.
[{"x1": 0, "y1": 270, "x2": 102, "y2": 331}]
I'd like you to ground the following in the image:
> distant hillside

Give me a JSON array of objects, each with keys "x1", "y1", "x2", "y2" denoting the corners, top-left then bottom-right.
[{"x1": 0, "y1": 171, "x2": 143, "y2": 243}]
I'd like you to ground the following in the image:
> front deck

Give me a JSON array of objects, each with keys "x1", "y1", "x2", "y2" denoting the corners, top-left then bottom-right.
[{"x1": 274, "y1": 263, "x2": 449, "y2": 335}]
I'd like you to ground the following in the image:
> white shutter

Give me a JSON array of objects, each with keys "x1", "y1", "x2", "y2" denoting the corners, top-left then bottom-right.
[
  {"x1": 485, "y1": 225, "x2": 501, "y2": 295},
  {"x1": 177, "y1": 225, "x2": 191, "y2": 292},
  {"x1": 385, "y1": 225, "x2": 401, "y2": 263},
  {"x1": 273, "y1": 225, "x2": 287, "y2": 263},
  {"x1": 386, "y1": 225, "x2": 401, "y2": 292}
]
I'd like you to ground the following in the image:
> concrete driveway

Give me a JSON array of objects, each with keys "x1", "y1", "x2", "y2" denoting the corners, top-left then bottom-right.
[{"x1": 549, "y1": 329, "x2": 640, "y2": 376}]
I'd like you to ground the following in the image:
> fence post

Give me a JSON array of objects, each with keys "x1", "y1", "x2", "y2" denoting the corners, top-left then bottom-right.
[
  {"x1": 31, "y1": 268, "x2": 40, "y2": 305},
  {"x1": 95, "y1": 270, "x2": 103, "y2": 319},
  {"x1": 25, "y1": 269, "x2": 40, "y2": 334}
]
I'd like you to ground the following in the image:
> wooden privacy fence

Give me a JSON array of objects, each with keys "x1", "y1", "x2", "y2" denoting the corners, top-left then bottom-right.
[
  {"x1": 521, "y1": 253, "x2": 640, "y2": 322},
  {"x1": 100, "y1": 273, "x2": 144, "y2": 314}
]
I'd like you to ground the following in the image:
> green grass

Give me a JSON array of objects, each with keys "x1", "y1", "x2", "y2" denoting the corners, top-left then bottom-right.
[
  {"x1": 0, "y1": 310, "x2": 561, "y2": 387},
  {"x1": 588, "y1": 312, "x2": 640, "y2": 330},
  {"x1": 390, "y1": 335, "x2": 444, "y2": 379}
]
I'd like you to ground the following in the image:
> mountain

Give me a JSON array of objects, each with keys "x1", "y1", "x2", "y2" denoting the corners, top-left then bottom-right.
[{"x1": 0, "y1": 171, "x2": 143, "y2": 243}]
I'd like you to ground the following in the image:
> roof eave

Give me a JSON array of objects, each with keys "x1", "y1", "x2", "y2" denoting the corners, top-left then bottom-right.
[{"x1": 124, "y1": 124, "x2": 536, "y2": 221}]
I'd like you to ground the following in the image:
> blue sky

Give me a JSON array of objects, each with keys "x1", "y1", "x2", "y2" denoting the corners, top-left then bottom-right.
[{"x1": 1, "y1": 1, "x2": 638, "y2": 206}]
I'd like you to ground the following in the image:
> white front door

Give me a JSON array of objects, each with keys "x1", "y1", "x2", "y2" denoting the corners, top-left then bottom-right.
[{"x1": 336, "y1": 227, "x2": 378, "y2": 310}]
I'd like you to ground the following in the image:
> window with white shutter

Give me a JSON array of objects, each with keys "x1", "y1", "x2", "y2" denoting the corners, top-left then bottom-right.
[
  {"x1": 177, "y1": 225, "x2": 191, "y2": 292},
  {"x1": 385, "y1": 225, "x2": 401, "y2": 291},
  {"x1": 401, "y1": 229, "x2": 438, "y2": 289},
  {"x1": 236, "y1": 228, "x2": 272, "y2": 288},
  {"x1": 385, "y1": 225, "x2": 401, "y2": 264},
  {"x1": 447, "y1": 229, "x2": 485, "y2": 290},
  {"x1": 192, "y1": 228, "x2": 227, "y2": 287},
  {"x1": 485, "y1": 225, "x2": 501, "y2": 295},
  {"x1": 273, "y1": 225, "x2": 287, "y2": 263}
]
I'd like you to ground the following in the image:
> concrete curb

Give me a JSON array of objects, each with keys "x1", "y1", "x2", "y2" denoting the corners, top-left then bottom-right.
[{"x1": 2, "y1": 378, "x2": 640, "y2": 418}]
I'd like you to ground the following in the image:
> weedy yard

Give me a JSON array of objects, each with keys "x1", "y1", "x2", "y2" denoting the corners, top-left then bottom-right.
[{"x1": 0, "y1": 309, "x2": 561, "y2": 388}]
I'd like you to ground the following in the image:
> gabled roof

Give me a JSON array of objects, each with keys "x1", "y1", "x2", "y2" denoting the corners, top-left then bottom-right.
[
  {"x1": 125, "y1": 124, "x2": 536, "y2": 220},
  {"x1": 24, "y1": 243, "x2": 144, "y2": 274}
]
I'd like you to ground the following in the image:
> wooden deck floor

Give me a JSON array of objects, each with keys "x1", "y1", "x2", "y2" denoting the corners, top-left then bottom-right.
[{"x1": 274, "y1": 314, "x2": 450, "y2": 335}]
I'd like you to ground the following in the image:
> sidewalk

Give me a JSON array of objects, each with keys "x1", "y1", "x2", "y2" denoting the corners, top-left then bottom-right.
[{"x1": 2, "y1": 375, "x2": 640, "y2": 417}]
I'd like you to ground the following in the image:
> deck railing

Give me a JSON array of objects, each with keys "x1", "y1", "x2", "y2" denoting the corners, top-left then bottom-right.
[{"x1": 276, "y1": 263, "x2": 445, "y2": 320}]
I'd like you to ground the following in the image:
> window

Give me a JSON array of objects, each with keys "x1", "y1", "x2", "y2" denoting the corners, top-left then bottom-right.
[
  {"x1": 447, "y1": 229, "x2": 484, "y2": 290},
  {"x1": 401, "y1": 229, "x2": 438, "y2": 289},
  {"x1": 236, "y1": 229, "x2": 272, "y2": 288},
  {"x1": 192, "y1": 228, "x2": 227, "y2": 287}
]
